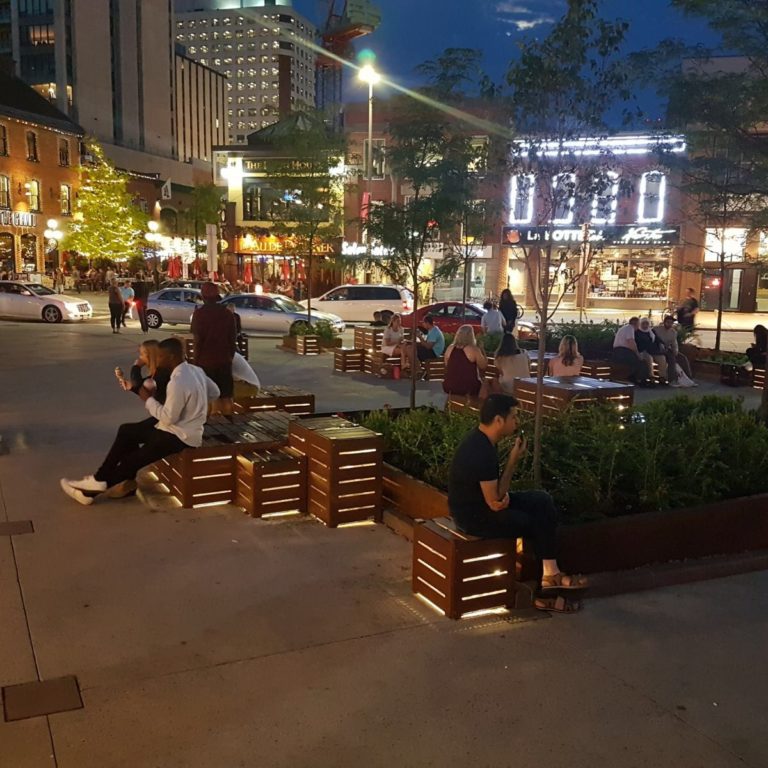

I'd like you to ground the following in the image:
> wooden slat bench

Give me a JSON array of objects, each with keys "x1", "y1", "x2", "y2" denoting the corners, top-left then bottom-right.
[
  {"x1": 184, "y1": 336, "x2": 248, "y2": 361},
  {"x1": 446, "y1": 394, "x2": 483, "y2": 416},
  {"x1": 513, "y1": 376, "x2": 634, "y2": 416},
  {"x1": 752, "y1": 367, "x2": 765, "y2": 391},
  {"x1": 288, "y1": 416, "x2": 384, "y2": 527},
  {"x1": 236, "y1": 447, "x2": 307, "y2": 518},
  {"x1": 334, "y1": 347, "x2": 365, "y2": 372},
  {"x1": 353, "y1": 327, "x2": 384, "y2": 352},
  {"x1": 412, "y1": 517, "x2": 524, "y2": 619},
  {"x1": 423, "y1": 357, "x2": 446, "y2": 381},
  {"x1": 233, "y1": 386, "x2": 315, "y2": 416},
  {"x1": 153, "y1": 412, "x2": 291, "y2": 509},
  {"x1": 364, "y1": 351, "x2": 401, "y2": 378}
]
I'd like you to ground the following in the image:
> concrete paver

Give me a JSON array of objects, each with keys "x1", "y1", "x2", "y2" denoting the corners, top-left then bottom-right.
[{"x1": 1, "y1": 313, "x2": 767, "y2": 767}]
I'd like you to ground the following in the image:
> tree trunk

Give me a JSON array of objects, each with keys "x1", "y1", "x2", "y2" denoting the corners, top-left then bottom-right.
[
  {"x1": 714, "y1": 252, "x2": 725, "y2": 352},
  {"x1": 306, "y1": 240, "x2": 313, "y2": 318},
  {"x1": 532, "y1": 244, "x2": 549, "y2": 488},
  {"x1": 410, "y1": 274, "x2": 419, "y2": 410},
  {"x1": 461, "y1": 255, "x2": 470, "y2": 315}
]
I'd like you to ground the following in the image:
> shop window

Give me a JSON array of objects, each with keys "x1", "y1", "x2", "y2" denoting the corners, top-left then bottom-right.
[
  {"x1": 589, "y1": 248, "x2": 671, "y2": 299},
  {"x1": 21, "y1": 234, "x2": 37, "y2": 272},
  {"x1": 363, "y1": 138, "x2": 386, "y2": 179},
  {"x1": 25, "y1": 180, "x2": 40, "y2": 211},
  {"x1": 60, "y1": 184, "x2": 72, "y2": 215},
  {"x1": 0, "y1": 124, "x2": 7, "y2": 156},
  {"x1": 638, "y1": 171, "x2": 666, "y2": 223},
  {"x1": 26, "y1": 131, "x2": 38, "y2": 162},
  {"x1": 0, "y1": 175, "x2": 10, "y2": 208},
  {"x1": 591, "y1": 171, "x2": 619, "y2": 224},
  {"x1": 509, "y1": 174, "x2": 535, "y2": 224},
  {"x1": 704, "y1": 228, "x2": 747, "y2": 262},
  {"x1": 58, "y1": 138, "x2": 70, "y2": 166},
  {"x1": 552, "y1": 173, "x2": 576, "y2": 225},
  {"x1": 0, "y1": 232, "x2": 13, "y2": 274}
]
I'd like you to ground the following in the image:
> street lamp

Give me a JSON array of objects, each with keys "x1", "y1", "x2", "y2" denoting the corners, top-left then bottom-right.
[
  {"x1": 358, "y1": 63, "x2": 381, "y2": 247},
  {"x1": 145, "y1": 220, "x2": 161, "y2": 271}
]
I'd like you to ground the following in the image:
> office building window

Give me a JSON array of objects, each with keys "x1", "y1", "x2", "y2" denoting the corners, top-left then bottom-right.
[
  {"x1": 0, "y1": 124, "x2": 7, "y2": 156},
  {"x1": 60, "y1": 184, "x2": 72, "y2": 215},
  {"x1": 638, "y1": 172, "x2": 666, "y2": 223},
  {"x1": 509, "y1": 174, "x2": 535, "y2": 224},
  {"x1": 552, "y1": 173, "x2": 576, "y2": 225},
  {"x1": 26, "y1": 180, "x2": 41, "y2": 211},
  {"x1": 26, "y1": 131, "x2": 38, "y2": 161},
  {"x1": 363, "y1": 138, "x2": 386, "y2": 179},
  {"x1": 0, "y1": 175, "x2": 10, "y2": 208}
]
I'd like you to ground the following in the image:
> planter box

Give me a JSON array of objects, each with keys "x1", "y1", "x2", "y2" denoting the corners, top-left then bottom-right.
[
  {"x1": 282, "y1": 335, "x2": 341, "y2": 354},
  {"x1": 236, "y1": 447, "x2": 307, "y2": 518},
  {"x1": 381, "y1": 464, "x2": 768, "y2": 575},
  {"x1": 233, "y1": 385, "x2": 315, "y2": 416},
  {"x1": 334, "y1": 347, "x2": 365, "y2": 372},
  {"x1": 720, "y1": 363, "x2": 753, "y2": 387}
]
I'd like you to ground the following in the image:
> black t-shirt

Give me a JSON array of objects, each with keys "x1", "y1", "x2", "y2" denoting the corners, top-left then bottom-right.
[{"x1": 447, "y1": 428, "x2": 499, "y2": 531}]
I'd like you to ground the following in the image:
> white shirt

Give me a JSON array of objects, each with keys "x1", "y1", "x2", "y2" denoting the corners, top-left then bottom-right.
[
  {"x1": 613, "y1": 324, "x2": 637, "y2": 350},
  {"x1": 481, "y1": 308, "x2": 505, "y2": 334},
  {"x1": 145, "y1": 362, "x2": 220, "y2": 447}
]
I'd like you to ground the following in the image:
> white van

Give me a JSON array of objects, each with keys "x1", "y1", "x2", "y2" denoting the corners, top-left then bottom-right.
[{"x1": 303, "y1": 284, "x2": 413, "y2": 322}]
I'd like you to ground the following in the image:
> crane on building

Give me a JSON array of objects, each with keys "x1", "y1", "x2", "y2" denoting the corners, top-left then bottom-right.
[{"x1": 316, "y1": 0, "x2": 381, "y2": 126}]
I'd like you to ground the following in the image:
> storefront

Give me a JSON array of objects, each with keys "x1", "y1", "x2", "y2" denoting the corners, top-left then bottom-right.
[
  {"x1": 0, "y1": 211, "x2": 42, "y2": 277},
  {"x1": 502, "y1": 224, "x2": 681, "y2": 311}
]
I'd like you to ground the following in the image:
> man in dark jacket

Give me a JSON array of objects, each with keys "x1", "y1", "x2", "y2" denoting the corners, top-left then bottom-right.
[{"x1": 191, "y1": 281, "x2": 237, "y2": 414}]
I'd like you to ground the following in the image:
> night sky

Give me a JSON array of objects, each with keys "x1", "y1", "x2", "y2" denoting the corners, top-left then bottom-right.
[{"x1": 296, "y1": 0, "x2": 721, "y2": 117}]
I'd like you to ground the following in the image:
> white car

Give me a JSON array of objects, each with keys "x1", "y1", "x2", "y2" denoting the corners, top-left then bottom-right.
[
  {"x1": 0, "y1": 281, "x2": 93, "y2": 323},
  {"x1": 302, "y1": 284, "x2": 413, "y2": 322}
]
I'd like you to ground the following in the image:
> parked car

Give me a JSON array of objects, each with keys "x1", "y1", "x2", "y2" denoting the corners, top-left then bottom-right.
[
  {"x1": 403, "y1": 301, "x2": 538, "y2": 339},
  {"x1": 302, "y1": 284, "x2": 413, "y2": 322},
  {"x1": 160, "y1": 279, "x2": 231, "y2": 295},
  {"x1": 220, "y1": 293, "x2": 345, "y2": 335},
  {"x1": 146, "y1": 288, "x2": 202, "y2": 329},
  {"x1": 0, "y1": 281, "x2": 93, "y2": 323}
]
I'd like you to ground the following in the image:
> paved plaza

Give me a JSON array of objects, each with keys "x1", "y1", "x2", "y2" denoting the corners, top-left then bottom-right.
[{"x1": 0, "y1": 310, "x2": 767, "y2": 767}]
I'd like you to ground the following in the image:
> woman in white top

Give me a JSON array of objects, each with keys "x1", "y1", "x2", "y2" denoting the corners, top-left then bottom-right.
[
  {"x1": 381, "y1": 313, "x2": 405, "y2": 357},
  {"x1": 494, "y1": 332, "x2": 530, "y2": 394},
  {"x1": 548, "y1": 335, "x2": 584, "y2": 377}
]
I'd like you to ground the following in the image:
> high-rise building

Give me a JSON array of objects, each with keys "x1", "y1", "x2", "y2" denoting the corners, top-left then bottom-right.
[{"x1": 174, "y1": 0, "x2": 316, "y2": 144}]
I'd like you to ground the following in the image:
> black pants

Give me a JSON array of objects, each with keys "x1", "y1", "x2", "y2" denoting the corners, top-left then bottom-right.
[
  {"x1": 94, "y1": 417, "x2": 187, "y2": 488},
  {"x1": 134, "y1": 299, "x2": 148, "y2": 332},
  {"x1": 612, "y1": 347, "x2": 649, "y2": 382},
  {"x1": 122, "y1": 301, "x2": 130, "y2": 326},
  {"x1": 460, "y1": 490, "x2": 558, "y2": 560},
  {"x1": 109, "y1": 303, "x2": 123, "y2": 331}
]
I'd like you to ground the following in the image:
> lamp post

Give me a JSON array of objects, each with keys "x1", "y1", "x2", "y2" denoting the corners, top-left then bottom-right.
[{"x1": 358, "y1": 63, "x2": 380, "y2": 250}]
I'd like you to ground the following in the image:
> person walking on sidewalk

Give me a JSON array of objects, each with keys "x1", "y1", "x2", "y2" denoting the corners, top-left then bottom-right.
[
  {"x1": 107, "y1": 278, "x2": 124, "y2": 334},
  {"x1": 119, "y1": 279, "x2": 134, "y2": 327},
  {"x1": 133, "y1": 272, "x2": 151, "y2": 333},
  {"x1": 60, "y1": 338, "x2": 219, "y2": 505}
]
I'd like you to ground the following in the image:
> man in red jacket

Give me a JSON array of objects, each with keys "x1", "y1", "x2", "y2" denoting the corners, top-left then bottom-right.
[{"x1": 191, "y1": 282, "x2": 237, "y2": 414}]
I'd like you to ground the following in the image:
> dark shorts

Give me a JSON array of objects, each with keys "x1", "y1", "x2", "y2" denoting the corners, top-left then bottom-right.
[
  {"x1": 203, "y1": 364, "x2": 233, "y2": 399},
  {"x1": 417, "y1": 346, "x2": 438, "y2": 362}
]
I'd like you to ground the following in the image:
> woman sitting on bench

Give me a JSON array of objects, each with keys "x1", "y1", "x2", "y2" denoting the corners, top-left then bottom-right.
[{"x1": 443, "y1": 324, "x2": 487, "y2": 396}]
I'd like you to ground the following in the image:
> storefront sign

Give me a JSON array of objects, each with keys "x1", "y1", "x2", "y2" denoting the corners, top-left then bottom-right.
[
  {"x1": 239, "y1": 233, "x2": 336, "y2": 255},
  {"x1": 503, "y1": 224, "x2": 680, "y2": 247},
  {"x1": 0, "y1": 211, "x2": 38, "y2": 228},
  {"x1": 242, "y1": 158, "x2": 317, "y2": 175},
  {"x1": 342, "y1": 241, "x2": 392, "y2": 258}
]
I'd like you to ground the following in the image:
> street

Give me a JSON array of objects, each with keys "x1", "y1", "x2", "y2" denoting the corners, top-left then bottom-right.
[{"x1": 0, "y1": 312, "x2": 766, "y2": 768}]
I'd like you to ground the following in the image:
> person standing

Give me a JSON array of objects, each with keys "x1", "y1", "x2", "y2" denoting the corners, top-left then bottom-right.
[
  {"x1": 480, "y1": 301, "x2": 505, "y2": 335},
  {"x1": 448, "y1": 394, "x2": 587, "y2": 613},
  {"x1": 119, "y1": 280, "x2": 134, "y2": 327},
  {"x1": 133, "y1": 271, "x2": 151, "y2": 333},
  {"x1": 498, "y1": 289, "x2": 519, "y2": 333},
  {"x1": 60, "y1": 338, "x2": 220, "y2": 505},
  {"x1": 676, "y1": 288, "x2": 699, "y2": 330},
  {"x1": 107, "y1": 278, "x2": 124, "y2": 334},
  {"x1": 72, "y1": 266, "x2": 81, "y2": 294},
  {"x1": 191, "y1": 281, "x2": 237, "y2": 414}
]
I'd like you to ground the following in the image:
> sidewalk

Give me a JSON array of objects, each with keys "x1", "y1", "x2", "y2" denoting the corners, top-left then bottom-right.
[{"x1": 0, "y1": 321, "x2": 766, "y2": 767}]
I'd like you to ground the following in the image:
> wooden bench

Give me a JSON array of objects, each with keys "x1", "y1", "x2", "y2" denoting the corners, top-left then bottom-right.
[
  {"x1": 423, "y1": 357, "x2": 446, "y2": 381},
  {"x1": 334, "y1": 347, "x2": 365, "y2": 372},
  {"x1": 413, "y1": 517, "x2": 525, "y2": 619},
  {"x1": 184, "y1": 336, "x2": 248, "y2": 361},
  {"x1": 233, "y1": 386, "x2": 315, "y2": 416},
  {"x1": 353, "y1": 327, "x2": 384, "y2": 352},
  {"x1": 288, "y1": 416, "x2": 384, "y2": 527},
  {"x1": 513, "y1": 376, "x2": 634, "y2": 416},
  {"x1": 754, "y1": 367, "x2": 766, "y2": 391},
  {"x1": 446, "y1": 394, "x2": 483, "y2": 416},
  {"x1": 364, "y1": 350, "x2": 401, "y2": 378},
  {"x1": 236, "y1": 447, "x2": 307, "y2": 518},
  {"x1": 580, "y1": 360, "x2": 611, "y2": 380},
  {"x1": 153, "y1": 413, "x2": 291, "y2": 509}
]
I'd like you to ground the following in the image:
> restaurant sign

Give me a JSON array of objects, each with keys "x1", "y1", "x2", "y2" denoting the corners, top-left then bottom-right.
[
  {"x1": 238, "y1": 233, "x2": 336, "y2": 255},
  {"x1": 0, "y1": 211, "x2": 38, "y2": 228},
  {"x1": 503, "y1": 224, "x2": 680, "y2": 247}
]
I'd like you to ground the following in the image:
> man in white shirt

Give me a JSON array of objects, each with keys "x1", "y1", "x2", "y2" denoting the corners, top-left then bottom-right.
[
  {"x1": 612, "y1": 317, "x2": 651, "y2": 383},
  {"x1": 481, "y1": 301, "x2": 505, "y2": 335},
  {"x1": 60, "y1": 338, "x2": 220, "y2": 506}
]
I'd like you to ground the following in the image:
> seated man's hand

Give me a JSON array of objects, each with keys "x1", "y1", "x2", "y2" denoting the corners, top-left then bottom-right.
[
  {"x1": 137, "y1": 386, "x2": 152, "y2": 402},
  {"x1": 490, "y1": 493, "x2": 509, "y2": 511}
]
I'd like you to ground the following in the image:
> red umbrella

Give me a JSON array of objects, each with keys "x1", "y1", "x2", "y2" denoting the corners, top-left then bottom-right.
[
  {"x1": 297, "y1": 261, "x2": 306, "y2": 281},
  {"x1": 243, "y1": 262, "x2": 253, "y2": 285},
  {"x1": 281, "y1": 259, "x2": 291, "y2": 279}
]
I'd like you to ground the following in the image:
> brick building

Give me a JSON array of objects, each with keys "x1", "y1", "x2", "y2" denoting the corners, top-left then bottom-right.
[{"x1": 0, "y1": 69, "x2": 81, "y2": 276}]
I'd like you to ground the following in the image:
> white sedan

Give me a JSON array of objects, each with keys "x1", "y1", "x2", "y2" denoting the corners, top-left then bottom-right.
[
  {"x1": 0, "y1": 281, "x2": 93, "y2": 323},
  {"x1": 220, "y1": 293, "x2": 345, "y2": 335}
]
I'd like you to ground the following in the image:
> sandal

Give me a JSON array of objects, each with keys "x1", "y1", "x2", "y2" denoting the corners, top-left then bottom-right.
[
  {"x1": 534, "y1": 595, "x2": 582, "y2": 614},
  {"x1": 541, "y1": 572, "x2": 589, "y2": 591}
]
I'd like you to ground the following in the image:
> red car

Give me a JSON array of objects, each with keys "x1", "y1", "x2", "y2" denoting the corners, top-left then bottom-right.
[{"x1": 403, "y1": 301, "x2": 537, "y2": 339}]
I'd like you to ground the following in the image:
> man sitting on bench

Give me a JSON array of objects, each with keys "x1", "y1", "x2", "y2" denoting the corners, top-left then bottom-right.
[
  {"x1": 60, "y1": 338, "x2": 220, "y2": 505},
  {"x1": 447, "y1": 393, "x2": 587, "y2": 613}
]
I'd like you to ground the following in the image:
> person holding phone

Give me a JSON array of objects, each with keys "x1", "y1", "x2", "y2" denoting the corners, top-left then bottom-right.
[{"x1": 447, "y1": 394, "x2": 587, "y2": 613}]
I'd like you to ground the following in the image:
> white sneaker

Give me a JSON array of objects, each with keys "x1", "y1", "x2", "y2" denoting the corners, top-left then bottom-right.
[
  {"x1": 60, "y1": 479, "x2": 95, "y2": 506},
  {"x1": 67, "y1": 475, "x2": 107, "y2": 493}
]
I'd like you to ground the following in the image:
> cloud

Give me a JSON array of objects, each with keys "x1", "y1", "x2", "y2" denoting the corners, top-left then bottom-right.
[{"x1": 494, "y1": 0, "x2": 562, "y2": 32}]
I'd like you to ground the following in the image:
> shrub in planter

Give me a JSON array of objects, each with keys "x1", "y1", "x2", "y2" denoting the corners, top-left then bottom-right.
[{"x1": 547, "y1": 320, "x2": 621, "y2": 359}]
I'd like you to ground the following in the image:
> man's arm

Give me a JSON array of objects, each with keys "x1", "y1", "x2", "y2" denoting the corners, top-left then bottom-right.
[
  {"x1": 143, "y1": 378, "x2": 186, "y2": 428},
  {"x1": 479, "y1": 437, "x2": 527, "y2": 512}
]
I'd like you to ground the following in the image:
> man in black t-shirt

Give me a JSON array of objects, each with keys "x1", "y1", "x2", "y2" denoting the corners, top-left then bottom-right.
[{"x1": 448, "y1": 394, "x2": 587, "y2": 607}]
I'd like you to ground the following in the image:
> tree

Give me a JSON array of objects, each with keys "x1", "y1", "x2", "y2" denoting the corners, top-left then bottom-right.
[
  {"x1": 181, "y1": 183, "x2": 224, "y2": 263},
  {"x1": 261, "y1": 111, "x2": 346, "y2": 317},
  {"x1": 505, "y1": 0, "x2": 636, "y2": 484},
  {"x1": 64, "y1": 141, "x2": 148, "y2": 266},
  {"x1": 363, "y1": 92, "x2": 477, "y2": 408}
]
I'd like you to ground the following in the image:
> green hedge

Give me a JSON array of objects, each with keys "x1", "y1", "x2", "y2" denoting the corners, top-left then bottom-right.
[{"x1": 361, "y1": 396, "x2": 768, "y2": 524}]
